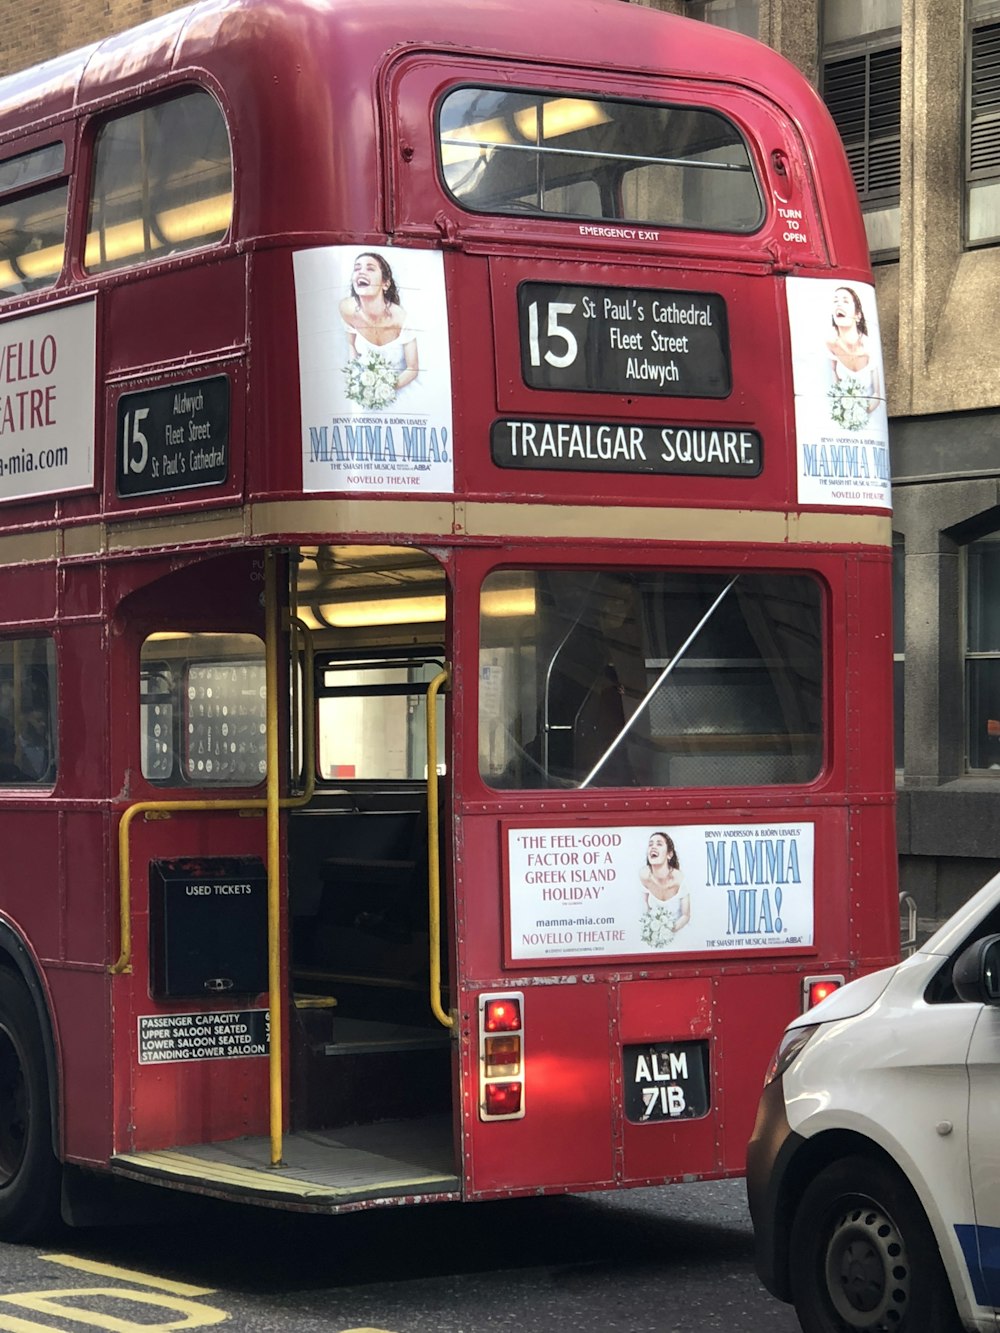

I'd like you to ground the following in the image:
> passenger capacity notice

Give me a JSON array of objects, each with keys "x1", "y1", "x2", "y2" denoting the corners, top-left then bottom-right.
[
  {"x1": 138, "y1": 1009, "x2": 269, "y2": 1064},
  {"x1": 518, "y1": 282, "x2": 730, "y2": 397}
]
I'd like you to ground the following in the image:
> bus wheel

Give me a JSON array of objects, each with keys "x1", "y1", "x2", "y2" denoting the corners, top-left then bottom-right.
[
  {"x1": 789, "y1": 1155, "x2": 961, "y2": 1333},
  {"x1": 0, "y1": 970, "x2": 61, "y2": 1241}
]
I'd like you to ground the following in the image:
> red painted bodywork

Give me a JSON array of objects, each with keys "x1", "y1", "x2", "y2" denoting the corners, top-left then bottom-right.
[{"x1": 0, "y1": 0, "x2": 895, "y2": 1204}]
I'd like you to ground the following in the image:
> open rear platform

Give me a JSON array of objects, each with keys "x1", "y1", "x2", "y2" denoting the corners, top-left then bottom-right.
[{"x1": 110, "y1": 1115, "x2": 459, "y2": 1210}]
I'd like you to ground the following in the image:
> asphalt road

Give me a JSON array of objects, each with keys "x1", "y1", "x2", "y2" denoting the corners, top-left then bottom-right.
[{"x1": 0, "y1": 1177, "x2": 803, "y2": 1333}]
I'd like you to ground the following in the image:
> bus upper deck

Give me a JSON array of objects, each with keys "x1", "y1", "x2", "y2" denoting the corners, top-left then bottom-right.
[{"x1": 0, "y1": 0, "x2": 875, "y2": 533}]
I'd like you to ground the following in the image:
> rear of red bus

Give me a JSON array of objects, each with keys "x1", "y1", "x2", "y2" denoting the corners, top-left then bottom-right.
[{"x1": 361, "y1": 0, "x2": 895, "y2": 1199}]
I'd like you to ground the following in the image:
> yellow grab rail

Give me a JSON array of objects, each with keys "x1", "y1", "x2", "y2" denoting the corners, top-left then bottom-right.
[
  {"x1": 426, "y1": 667, "x2": 453, "y2": 1030},
  {"x1": 264, "y1": 550, "x2": 282, "y2": 1165}
]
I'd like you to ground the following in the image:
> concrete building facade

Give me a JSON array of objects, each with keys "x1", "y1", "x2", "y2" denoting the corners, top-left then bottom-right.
[{"x1": 4, "y1": 0, "x2": 995, "y2": 940}]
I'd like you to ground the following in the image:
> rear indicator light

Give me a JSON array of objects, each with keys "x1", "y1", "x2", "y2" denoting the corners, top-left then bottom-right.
[
  {"x1": 479, "y1": 991, "x2": 525, "y2": 1120},
  {"x1": 484, "y1": 1034, "x2": 521, "y2": 1077},
  {"x1": 803, "y1": 974, "x2": 844, "y2": 1010}
]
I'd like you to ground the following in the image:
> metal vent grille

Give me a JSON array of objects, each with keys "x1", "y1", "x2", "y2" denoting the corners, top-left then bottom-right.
[
  {"x1": 971, "y1": 23, "x2": 1000, "y2": 177},
  {"x1": 824, "y1": 47, "x2": 902, "y2": 200}
]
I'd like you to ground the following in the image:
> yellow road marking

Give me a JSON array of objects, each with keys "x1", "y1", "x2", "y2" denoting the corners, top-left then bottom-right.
[
  {"x1": 0, "y1": 1259, "x2": 229, "y2": 1330},
  {"x1": 0, "y1": 1254, "x2": 400, "y2": 1333},
  {"x1": 0, "y1": 1289, "x2": 229, "y2": 1330},
  {"x1": 42, "y1": 1255, "x2": 216, "y2": 1297}
]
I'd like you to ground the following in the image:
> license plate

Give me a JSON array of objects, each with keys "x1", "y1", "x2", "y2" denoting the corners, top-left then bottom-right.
[{"x1": 623, "y1": 1041, "x2": 710, "y2": 1122}]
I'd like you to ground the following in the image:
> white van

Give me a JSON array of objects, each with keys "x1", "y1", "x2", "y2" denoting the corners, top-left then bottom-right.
[{"x1": 747, "y1": 873, "x2": 1000, "y2": 1333}]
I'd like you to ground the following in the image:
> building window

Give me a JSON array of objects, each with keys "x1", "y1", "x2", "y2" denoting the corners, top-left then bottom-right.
[
  {"x1": 967, "y1": 6, "x2": 1000, "y2": 245},
  {"x1": 684, "y1": 0, "x2": 759, "y2": 36},
  {"x1": 892, "y1": 532, "x2": 905, "y2": 770},
  {"x1": 821, "y1": 2, "x2": 902, "y2": 260},
  {"x1": 965, "y1": 535, "x2": 1000, "y2": 771}
]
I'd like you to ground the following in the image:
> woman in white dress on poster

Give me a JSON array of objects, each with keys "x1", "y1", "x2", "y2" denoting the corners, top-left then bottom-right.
[
  {"x1": 339, "y1": 251, "x2": 419, "y2": 410},
  {"x1": 639, "y1": 830, "x2": 690, "y2": 948},
  {"x1": 825, "y1": 285, "x2": 882, "y2": 428}
]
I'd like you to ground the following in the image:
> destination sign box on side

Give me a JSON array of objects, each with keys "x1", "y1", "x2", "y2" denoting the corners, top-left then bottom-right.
[
  {"x1": 117, "y1": 374, "x2": 229, "y2": 497},
  {"x1": 491, "y1": 418, "x2": 761, "y2": 477},
  {"x1": 518, "y1": 282, "x2": 731, "y2": 397}
]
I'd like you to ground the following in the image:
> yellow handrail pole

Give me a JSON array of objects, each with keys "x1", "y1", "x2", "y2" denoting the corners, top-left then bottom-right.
[
  {"x1": 426, "y1": 667, "x2": 453, "y2": 1030},
  {"x1": 264, "y1": 549, "x2": 283, "y2": 1167}
]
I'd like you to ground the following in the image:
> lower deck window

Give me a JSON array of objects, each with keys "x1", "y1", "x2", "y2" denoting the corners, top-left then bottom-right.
[
  {"x1": 140, "y1": 632, "x2": 265, "y2": 786},
  {"x1": 0, "y1": 637, "x2": 57, "y2": 785},
  {"x1": 478, "y1": 569, "x2": 822, "y2": 790}
]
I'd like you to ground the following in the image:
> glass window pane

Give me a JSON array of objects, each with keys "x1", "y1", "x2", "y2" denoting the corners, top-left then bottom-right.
[
  {"x1": 892, "y1": 532, "x2": 905, "y2": 651},
  {"x1": 86, "y1": 90, "x2": 233, "y2": 273},
  {"x1": 0, "y1": 637, "x2": 57, "y2": 786},
  {"x1": 479, "y1": 569, "x2": 822, "y2": 790},
  {"x1": 686, "y1": 0, "x2": 759, "y2": 35},
  {"x1": 140, "y1": 632, "x2": 265, "y2": 787},
  {"x1": 968, "y1": 179, "x2": 1000, "y2": 245},
  {"x1": 864, "y1": 203, "x2": 900, "y2": 255},
  {"x1": 0, "y1": 143, "x2": 64, "y2": 193},
  {"x1": 438, "y1": 88, "x2": 763, "y2": 232},
  {"x1": 0, "y1": 182, "x2": 67, "y2": 297},
  {"x1": 967, "y1": 659, "x2": 1000, "y2": 769},
  {"x1": 967, "y1": 539, "x2": 1000, "y2": 652},
  {"x1": 823, "y1": 0, "x2": 902, "y2": 44},
  {"x1": 316, "y1": 653, "x2": 446, "y2": 781}
]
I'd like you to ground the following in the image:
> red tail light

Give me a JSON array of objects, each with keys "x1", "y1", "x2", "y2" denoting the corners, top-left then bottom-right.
[
  {"x1": 484, "y1": 1082, "x2": 522, "y2": 1117},
  {"x1": 479, "y1": 991, "x2": 525, "y2": 1120},
  {"x1": 803, "y1": 974, "x2": 844, "y2": 1009},
  {"x1": 483, "y1": 997, "x2": 521, "y2": 1033}
]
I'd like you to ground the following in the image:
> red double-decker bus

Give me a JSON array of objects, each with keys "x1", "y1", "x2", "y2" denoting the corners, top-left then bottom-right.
[{"x1": 0, "y1": 0, "x2": 896, "y2": 1237}]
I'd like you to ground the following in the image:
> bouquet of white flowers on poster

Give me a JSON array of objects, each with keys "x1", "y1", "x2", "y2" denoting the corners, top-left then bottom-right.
[{"x1": 294, "y1": 245, "x2": 454, "y2": 494}]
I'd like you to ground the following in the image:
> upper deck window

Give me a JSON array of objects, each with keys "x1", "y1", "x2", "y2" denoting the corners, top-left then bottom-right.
[
  {"x1": 0, "y1": 144, "x2": 68, "y2": 298},
  {"x1": 437, "y1": 88, "x2": 763, "y2": 232},
  {"x1": 85, "y1": 89, "x2": 233, "y2": 274}
]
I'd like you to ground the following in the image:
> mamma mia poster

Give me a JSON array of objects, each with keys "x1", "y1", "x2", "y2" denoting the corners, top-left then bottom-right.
[
  {"x1": 505, "y1": 821, "x2": 815, "y2": 963},
  {"x1": 786, "y1": 276, "x2": 890, "y2": 511},
  {"x1": 294, "y1": 246, "x2": 454, "y2": 493}
]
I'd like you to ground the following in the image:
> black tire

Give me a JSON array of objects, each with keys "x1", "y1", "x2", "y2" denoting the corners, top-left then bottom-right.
[
  {"x1": 0, "y1": 969, "x2": 61, "y2": 1241},
  {"x1": 789, "y1": 1155, "x2": 963, "y2": 1333}
]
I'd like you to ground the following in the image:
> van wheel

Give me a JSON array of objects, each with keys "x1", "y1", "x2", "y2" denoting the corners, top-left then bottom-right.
[
  {"x1": 0, "y1": 970, "x2": 61, "y2": 1241},
  {"x1": 789, "y1": 1155, "x2": 962, "y2": 1333}
]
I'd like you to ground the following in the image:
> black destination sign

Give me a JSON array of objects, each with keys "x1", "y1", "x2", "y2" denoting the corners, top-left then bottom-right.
[
  {"x1": 491, "y1": 419, "x2": 761, "y2": 477},
  {"x1": 117, "y1": 374, "x2": 229, "y2": 497},
  {"x1": 518, "y1": 283, "x2": 730, "y2": 398}
]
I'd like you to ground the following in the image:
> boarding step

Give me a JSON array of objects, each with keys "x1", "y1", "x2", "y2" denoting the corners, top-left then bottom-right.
[{"x1": 110, "y1": 1116, "x2": 458, "y2": 1209}]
